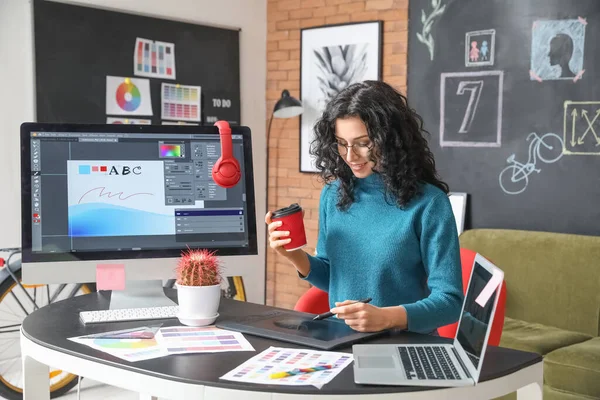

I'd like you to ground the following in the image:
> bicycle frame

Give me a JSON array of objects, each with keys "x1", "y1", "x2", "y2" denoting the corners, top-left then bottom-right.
[
  {"x1": 523, "y1": 133, "x2": 542, "y2": 170},
  {"x1": 499, "y1": 132, "x2": 564, "y2": 195},
  {"x1": 0, "y1": 249, "x2": 86, "y2": 316}
]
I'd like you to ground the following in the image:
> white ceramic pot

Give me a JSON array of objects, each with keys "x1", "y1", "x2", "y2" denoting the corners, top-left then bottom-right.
[{"x1": 176, "y1": 283, "x2": 221, "y2": 326}]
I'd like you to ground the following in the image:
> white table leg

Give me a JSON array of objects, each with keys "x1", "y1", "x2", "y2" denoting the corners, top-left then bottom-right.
[
  {"x1": 517, "y1": 380, "x2": 543, "y2": 399},
  {"x1": 139, "y1": 394, "x2": 159, "y2": 400},
  {"x1": 517, "y1": 360, "x2": 543, "y2": 400},
  {"x1": 22, "y1": 353, "x2": 50, "y2": 400}
]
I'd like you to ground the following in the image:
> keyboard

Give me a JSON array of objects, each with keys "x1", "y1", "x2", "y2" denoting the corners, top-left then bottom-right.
[
  {"x1": 79, "y1": 306, "x2": 179, "y2": 325},
  {"x1": 398, "y1": 345, "x2": 461, "y2": 380}
]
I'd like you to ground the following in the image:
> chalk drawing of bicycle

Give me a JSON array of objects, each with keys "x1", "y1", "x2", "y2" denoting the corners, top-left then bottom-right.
[{"x1": 498, "y1": 132, "x2": 564, "y2": 195}]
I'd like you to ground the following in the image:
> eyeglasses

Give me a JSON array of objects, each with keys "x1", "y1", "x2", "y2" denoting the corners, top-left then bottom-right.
[{"x1": 330, "y1": 141, "x2": 373, "y2": 157}]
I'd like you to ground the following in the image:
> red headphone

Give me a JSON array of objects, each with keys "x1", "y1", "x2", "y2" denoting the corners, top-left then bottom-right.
[{"x1": 212, "y1": 120, "x2": 241, "y2": 188}]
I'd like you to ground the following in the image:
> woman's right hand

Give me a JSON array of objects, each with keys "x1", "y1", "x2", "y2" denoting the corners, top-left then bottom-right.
[
  {"x1": 265, "y1": 211, "x2": 293, "y2": 258},
  {"x1": 265, "y1": 210, "x2": 311, "y2": 277}
]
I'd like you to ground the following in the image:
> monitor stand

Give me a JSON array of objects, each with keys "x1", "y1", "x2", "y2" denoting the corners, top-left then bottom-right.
[{"x1": 109, "y1": 279, "x2": 177, "y2": 310}]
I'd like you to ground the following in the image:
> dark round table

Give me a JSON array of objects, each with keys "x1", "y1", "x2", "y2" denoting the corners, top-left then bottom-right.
[{"x1": 20, "y1": 290, "x2": 543, "y2": 399}]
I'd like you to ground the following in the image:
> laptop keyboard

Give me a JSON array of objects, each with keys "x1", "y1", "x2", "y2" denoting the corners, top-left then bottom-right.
[{"x1": 398, "y1": 346, "x2": 462, "y2": 380}]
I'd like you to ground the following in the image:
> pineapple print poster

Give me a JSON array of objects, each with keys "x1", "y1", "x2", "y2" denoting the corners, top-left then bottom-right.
[{"x1": 300, "y1": 21, "x2": 383, "y2": 172}]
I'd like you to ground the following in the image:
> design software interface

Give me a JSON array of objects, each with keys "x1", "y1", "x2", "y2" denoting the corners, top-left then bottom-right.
[{"x1": 28, "y1": 131, "x2": 251, "y2": 253}]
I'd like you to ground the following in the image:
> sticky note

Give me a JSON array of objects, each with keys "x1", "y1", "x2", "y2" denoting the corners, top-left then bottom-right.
[
  {"x1": 475, "y1": 270, "x2": 503, "y2": 307},
  {"x1": 96, "y1": 264, "x2": 125, "y2": 291}
]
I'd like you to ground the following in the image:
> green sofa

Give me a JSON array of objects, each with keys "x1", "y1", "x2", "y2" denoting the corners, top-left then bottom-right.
[{"x1": 459, "y1": 229, "x2": 600, "y2": 400}]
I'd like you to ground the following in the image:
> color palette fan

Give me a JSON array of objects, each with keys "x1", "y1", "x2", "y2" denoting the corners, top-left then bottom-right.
[{"x1": 93, "y1": 337, "x2": 158, "y2": 350}]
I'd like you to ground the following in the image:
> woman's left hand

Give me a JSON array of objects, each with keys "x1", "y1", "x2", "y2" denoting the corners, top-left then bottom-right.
[{"x1": 331, "y1": 301, "x2": 402, "y2": 332}]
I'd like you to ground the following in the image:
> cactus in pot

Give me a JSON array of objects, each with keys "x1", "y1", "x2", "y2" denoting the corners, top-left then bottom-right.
[
  {"x1": 175, "y1": 248, "x2": 222, "y2": 287},
  {"x1": 175, "y1": 249, "x2": 223, "y2": 326}
]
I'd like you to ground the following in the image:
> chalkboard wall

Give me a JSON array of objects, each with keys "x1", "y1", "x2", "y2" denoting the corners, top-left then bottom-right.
[
  {"x1": 407, "y1": 0, "x2": 600, "y2": 236},
  {"x1": 34, "y1": 0, "x2": 240, "y2": 126}
]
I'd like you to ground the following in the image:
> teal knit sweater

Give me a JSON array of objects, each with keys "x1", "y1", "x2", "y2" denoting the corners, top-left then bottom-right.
[{"x1": 304, "y1": 173, "x2": 464, "y2": 334}]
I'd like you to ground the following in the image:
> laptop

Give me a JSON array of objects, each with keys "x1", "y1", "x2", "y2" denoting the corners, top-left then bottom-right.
[{"x1": 353, "y1": 253, "x2": 504, "y2": 387}]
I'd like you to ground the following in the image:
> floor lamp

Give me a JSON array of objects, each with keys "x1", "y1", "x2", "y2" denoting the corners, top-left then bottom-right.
[{"x1": 265, "y1": 89, "x2": 303, "y2": 303}]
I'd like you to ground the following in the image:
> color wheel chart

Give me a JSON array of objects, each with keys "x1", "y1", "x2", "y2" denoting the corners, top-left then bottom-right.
[
  {"x1": 161, "y1": 83, "x2": 201, "y2": 122},
  {"x1": 134, "y1": 37, "x2": 176, "y2": 80},
  {"x1": 106, "y1": 76, "x2": 153, "y2": 116},
  {"x1": 221, "y1": 346, "x2": 353, "y2": 388},
  {"x1": 116, "y1": 80, "x2": 141, "y2": 111},
  {"x1": 155, "y1": 326, "x2": 254, "y2": 354}
]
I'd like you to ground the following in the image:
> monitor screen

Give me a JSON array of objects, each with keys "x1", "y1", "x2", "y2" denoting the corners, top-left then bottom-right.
[
  {"x1": 20, "y1": 123, "x2": 257, "y2": 267},
  {"x1": 456, "y1": 261, "x2": 497, "y2": 371}
]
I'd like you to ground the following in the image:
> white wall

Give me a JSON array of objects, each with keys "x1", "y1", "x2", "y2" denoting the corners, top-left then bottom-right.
[{"x1": 0, "y1": 0, "x2": 267, "y2": 303}]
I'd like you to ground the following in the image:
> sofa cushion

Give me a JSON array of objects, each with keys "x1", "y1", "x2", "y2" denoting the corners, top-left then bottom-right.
[
  {"x1": 544, "y1": 337, "x2": 600, "y2": 399},
  {"x1": 492, "y1": 386, "x2": 597, "y2": 400},
  {"x1": 544, "y1": 385, "x2": 600, "y2": 400},
  {"x1": 459, "y1": 229, "x2": 600, "y2": 336},
  {"x1": 500, "y1": 317, "x2": 592, "y2": 355}
]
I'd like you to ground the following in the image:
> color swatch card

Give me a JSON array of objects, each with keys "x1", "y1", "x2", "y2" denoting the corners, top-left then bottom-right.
[
  {"x1": 107, "y1": 117, "x2": 151, "y2": 125},
  {"x1": 155, "y1": 326, "x2": 255, "y2": 355},
  {"x1": 161, "y1": 83, "x2": 201, "y2": 122},
  {"x1": 134, "y1": 37, "x2": 176, "y2": 80},
  {"x1": 220, "y1": 346, "x2": 353, "y2": 389},
  {"x1": 106, "y1": 76, "x2": 153, "y2": 116}
]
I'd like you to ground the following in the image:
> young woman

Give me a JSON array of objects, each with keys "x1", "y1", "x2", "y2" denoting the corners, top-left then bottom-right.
[{"x1": 265, "y1": 80, "x2": 463, "y2": 334}]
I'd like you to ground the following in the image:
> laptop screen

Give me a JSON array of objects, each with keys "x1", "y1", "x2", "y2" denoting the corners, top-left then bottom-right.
[{"x1": 456, "y1": 261, "x2": 498, "y2": 370}]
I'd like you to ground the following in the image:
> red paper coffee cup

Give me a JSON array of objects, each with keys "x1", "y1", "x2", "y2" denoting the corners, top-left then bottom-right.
[{"x1": 271, "y1": 203, "x2": 307, "y2": 251}]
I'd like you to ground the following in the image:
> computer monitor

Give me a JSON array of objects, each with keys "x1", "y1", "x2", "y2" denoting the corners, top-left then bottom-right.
[{"x1": 20, "y1": 122, "x2": 257, "y2": 309}]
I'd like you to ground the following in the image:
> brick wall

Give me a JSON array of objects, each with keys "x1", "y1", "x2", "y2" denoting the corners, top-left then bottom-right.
[{"x1": 266, "y1": 0, "x2": 409, "y2": 309}]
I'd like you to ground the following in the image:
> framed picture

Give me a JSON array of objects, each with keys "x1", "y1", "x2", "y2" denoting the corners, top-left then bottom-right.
[
  {"x1": 465, "y1": 29, "x2": 496, "y2": 67},
  {"x1": 300, "y1": 21, "x2": 383, "y2": 173}
]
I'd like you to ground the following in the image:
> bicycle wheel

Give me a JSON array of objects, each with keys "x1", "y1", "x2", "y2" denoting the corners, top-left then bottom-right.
[
  {"x1": 499, "y1": 165, "x2": 529, "y2": 195},
  {"x1": 0, "y1": 269, "x2": 93, "y2": 399},
  {"x1": 537, "y1": 133, "x2": 564, "y2": 164}
]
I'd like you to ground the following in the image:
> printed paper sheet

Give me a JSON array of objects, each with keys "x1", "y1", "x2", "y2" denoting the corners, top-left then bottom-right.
[
  {"x1": 155, "y1": 326, "x2": 255, "y2": 355},
  {"x1": 69, "y1": 325, "x2": 253, "y2": 362},
  {"x1": 161, "y1": 83, "x2": 201, "y2": 122},
  {"x1": 107, "y1": 117, "x2": 151, "y2": 124},
  {"x1": 221, "y1": 346, "x2": 353, "y2": 389},
  {"x1": 134, "y1": 37, "x2": 176, "y2": 80}
]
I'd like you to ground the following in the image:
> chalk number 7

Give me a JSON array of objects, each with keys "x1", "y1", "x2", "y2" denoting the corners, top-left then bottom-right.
[{"x1": 456, "y1": 80, "x2": 484, "y2": 133}]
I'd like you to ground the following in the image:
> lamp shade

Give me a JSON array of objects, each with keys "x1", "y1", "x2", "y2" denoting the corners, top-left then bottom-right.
[{"x1": 273, "y1": 89, "x2": 303, "y2": 118}]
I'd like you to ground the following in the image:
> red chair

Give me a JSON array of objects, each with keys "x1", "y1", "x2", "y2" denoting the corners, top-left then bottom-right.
[
  {"x1": 437, "y1": 248, "x2": 507, "y2": 346},
  {"x1": 294, "y1": 286, "x2": 330, "y2": 314}
]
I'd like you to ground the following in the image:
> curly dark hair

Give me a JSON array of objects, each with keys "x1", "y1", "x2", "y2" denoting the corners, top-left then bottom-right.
[{"x1": 309, "y1": 80, "x2": 449, "y2": 210}]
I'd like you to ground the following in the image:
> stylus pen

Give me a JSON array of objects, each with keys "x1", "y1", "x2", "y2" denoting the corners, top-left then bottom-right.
[{"x1": 312, "y1": 298, "x2": 372, "y2": 320}]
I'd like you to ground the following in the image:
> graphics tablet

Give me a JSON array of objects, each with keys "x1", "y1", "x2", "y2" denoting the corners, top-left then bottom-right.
[{"x1": 216, "y1": 310, "x2": 387, "y2": 350}]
